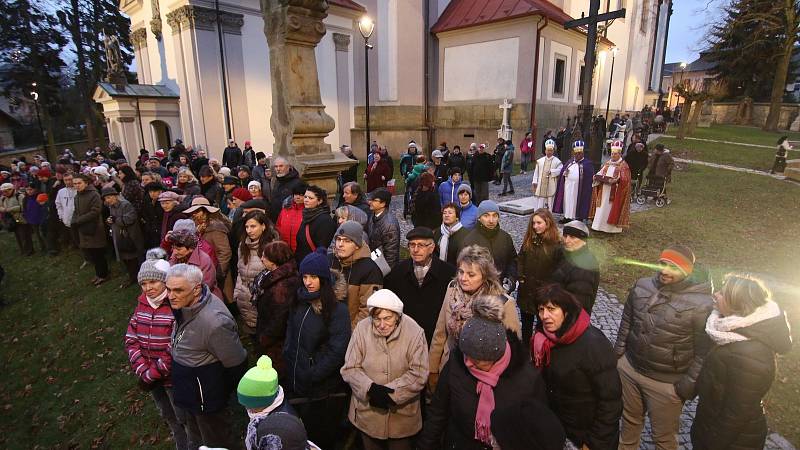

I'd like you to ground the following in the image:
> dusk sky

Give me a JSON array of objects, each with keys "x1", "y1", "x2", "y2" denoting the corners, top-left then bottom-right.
[{"x1": 665, "y1": 1, "x2": 725, "y2": 65}]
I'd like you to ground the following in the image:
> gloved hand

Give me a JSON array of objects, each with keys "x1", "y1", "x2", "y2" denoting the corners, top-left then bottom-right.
[{"x1": 368, "y1": 383, "x2": 396, "y2": 409}]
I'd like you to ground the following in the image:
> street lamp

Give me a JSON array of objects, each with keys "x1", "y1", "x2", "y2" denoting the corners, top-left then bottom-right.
[
  {"x1": 674, "y1": 61, "x2": 688, "y2": 108},
  {"x1": 358, "y1": 16, "x2": 375, "y2": 158},
  {"x1": 30, "y1": 83, "x2": 46, "y2": 151},
  {"x1": 604, "y1": 47, "x2": 619, "y2": 122}
]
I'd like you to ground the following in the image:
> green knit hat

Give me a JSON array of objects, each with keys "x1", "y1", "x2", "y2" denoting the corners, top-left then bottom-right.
[{"x1": 237, "y1": 355, "x2": 279, "y2": 409}]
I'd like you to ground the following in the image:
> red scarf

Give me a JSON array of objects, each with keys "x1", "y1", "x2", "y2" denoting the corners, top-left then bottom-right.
[
  {"x1": 464, "y1": 342, "x2": 512, "y2": 446},
  {"x1": 531, "y1": 309, "x2": 590, "y2": 368}
]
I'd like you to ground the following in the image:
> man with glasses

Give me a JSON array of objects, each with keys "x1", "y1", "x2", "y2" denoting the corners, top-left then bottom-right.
[
  {"x1": 365, "y1": 188, "x2": 400, "y2": 268},
  {"x1": 329, "y1": 221, "x2": 384, "y2": 329},
  {"x1": 166, "y1": 264, "x2": 247, "y2": 449},
  {"x1": 384, "y1": 227, "x2": 456, "y2": 344}
]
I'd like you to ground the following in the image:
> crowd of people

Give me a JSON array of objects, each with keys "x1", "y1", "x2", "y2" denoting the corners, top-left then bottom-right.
[{"x1": 0, "y1": 136, "x2": 792, "y2": 450}]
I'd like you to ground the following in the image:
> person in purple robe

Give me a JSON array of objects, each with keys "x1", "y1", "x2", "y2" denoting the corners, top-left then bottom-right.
[{"x1": 553, "y1": 141, "x2": 595, "y2": 224}]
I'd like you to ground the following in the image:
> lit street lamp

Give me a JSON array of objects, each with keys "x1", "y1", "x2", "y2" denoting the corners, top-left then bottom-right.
[
  {"x1": 358, "y1": 16, "x2": 375, "y2": 158},
  {"x1": 30, "y1": 83, "x2": 46, "y2": 151},
  {"x1": 604, "y1": 47, "x2": 619, "y2": 122},
  {"x1": 673, "y1": 61, "x2": 688, "y2": 108}
]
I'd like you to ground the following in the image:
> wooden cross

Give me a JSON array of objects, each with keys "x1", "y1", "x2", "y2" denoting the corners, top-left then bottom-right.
[{"x1": 564, "y1": 0, "x2": 625, "y2": 167}]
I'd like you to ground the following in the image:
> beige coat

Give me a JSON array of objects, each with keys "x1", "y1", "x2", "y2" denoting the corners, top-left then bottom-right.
[
  {"x1": 428, "y1": 281, "x2": 522, "y2": 375},
  {"x1": 341, "y1": 314, "x2": 429, "y2": 440},
  {"x1": 234, "y1": 237, "x2": 265, "y2": 333}
]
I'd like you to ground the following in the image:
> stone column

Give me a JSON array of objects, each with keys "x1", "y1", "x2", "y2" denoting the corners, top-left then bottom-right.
[
  {"x1": 260, "y1": 0, "x2": 356, "y2": 199},
  {"x1": 130, "y1": 28, "x2": 151, "y2": 84},
  {"x1": 333, "y1": 32, "x2": 352, "y2": 143}
]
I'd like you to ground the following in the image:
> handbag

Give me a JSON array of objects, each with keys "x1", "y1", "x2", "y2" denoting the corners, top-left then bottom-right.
[
  {"x1": 370, "y1": 247, "x2": 391, "y2": 276},
  {"x1": 116, "y1": 226, "x2": 137, "y2": 253}
]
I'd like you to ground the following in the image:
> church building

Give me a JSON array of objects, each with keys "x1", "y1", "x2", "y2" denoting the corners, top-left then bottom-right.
[{"x1": 96, "y1": 0, "x2": 671, "y2": 162}]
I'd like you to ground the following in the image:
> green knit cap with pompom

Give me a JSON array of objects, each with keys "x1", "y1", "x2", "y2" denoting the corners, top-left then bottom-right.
[{"x1": 237, "y1": 355, "x2": 279, "y2": 409}]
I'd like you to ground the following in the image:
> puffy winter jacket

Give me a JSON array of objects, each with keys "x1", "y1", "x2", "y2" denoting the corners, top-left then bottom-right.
[
  {"x1": 366, "y1": 209, "x2": 400, "y2": 268},
  {"x1": 124, "y1": 293, "x2": 176, "y2": 386},
  {"x1": 539, "y1": 325, "x2": 622, "y2": 450},
  {"x1": 235, "y1": 237, "x2": 268, "y2": 334},
  {"x1": 438, "y1": 179, "x2": 462, "y2": 207},
  {"x1": 276, "y1": 201, "x2": 304, "y2": 252},
  {"x1": 329, "y1": 245, "x2": 383, "y2": 329},
  {"x1": 550, "y1": 245, "x2": 599, "y2": 313},
  {"x1": 614, "y1": 270, "x2": 714, "y2": 400},
  {"x1": 691, "y1": 308, "x2": 792, "y2": 450}
]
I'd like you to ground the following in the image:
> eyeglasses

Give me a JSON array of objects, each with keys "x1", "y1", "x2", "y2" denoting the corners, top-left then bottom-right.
[{"x1": 408, "y1": 242, "x2": 433, "y2": 250}]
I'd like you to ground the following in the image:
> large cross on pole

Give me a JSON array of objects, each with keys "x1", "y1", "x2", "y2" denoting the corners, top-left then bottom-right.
[{"x1": 564, "y1": 0, "x2": 625, "y2": 167}]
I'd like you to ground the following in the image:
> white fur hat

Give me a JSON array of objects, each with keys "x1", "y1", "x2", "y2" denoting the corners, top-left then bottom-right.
[{"x1": 366, "y1": 289, "x2": 404, "y2": 316}]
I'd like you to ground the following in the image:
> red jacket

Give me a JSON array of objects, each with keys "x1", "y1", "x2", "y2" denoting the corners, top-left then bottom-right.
[
  {"x1": 519, "y1": 137, "x2": 534, "y2": 155},
  {"x1": 366, "y1": 160, "x2": 391, "y2": 192},
  {"x1": 124, "y1": 294, "x2": 176, "y2": 385},
  {"x1": 276, "y1": 202, "x2": 304, "y2": 252}
]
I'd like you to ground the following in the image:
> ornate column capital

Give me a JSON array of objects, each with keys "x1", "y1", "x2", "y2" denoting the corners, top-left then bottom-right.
[
  {"x1": 332, "y1": 32, "x2": 350, "y2": 52},
  {"x1": 262, "y1": 0, "x2": 329, "y2": 48},
  {"x1": 166, "y1": 5, "x2": 244, "y2": 35},
  {"x1": 130, "y1": 28, "x2": 148, "y2": 49},
  {"x1": 150, "y1": 0, "x2": 163, "y2": 40}
]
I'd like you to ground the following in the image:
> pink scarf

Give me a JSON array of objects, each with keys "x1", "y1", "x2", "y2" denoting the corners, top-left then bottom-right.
[{"x1": 464, "y1": 342, "x2": 512, "y2": 446}]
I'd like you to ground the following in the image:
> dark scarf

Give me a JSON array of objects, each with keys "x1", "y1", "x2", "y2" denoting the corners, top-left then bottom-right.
[
  {"x1": 297, "y1": 286, "x2": 320, "y2": 302},
  {"x1": 302, "y1": 204, "x2": 330, "y2": 223}
]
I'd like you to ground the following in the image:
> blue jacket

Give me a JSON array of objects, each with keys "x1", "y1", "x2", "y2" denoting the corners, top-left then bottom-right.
[
  {"x1": 283, "y1": 294, "x2": 351, "y2": 398},
  {"x1": 459, "y1": 202, "x2": 478, "y2": 229},
  {"x1": 438, "y1": 179, "x2": 462, "y2": 207},
  {"x1": 501, "y1": 145, "x2": 515, "y2": 173}
]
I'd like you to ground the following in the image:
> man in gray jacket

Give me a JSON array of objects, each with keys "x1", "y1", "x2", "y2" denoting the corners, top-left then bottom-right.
[
  {"x1": 166, "y1": 264, "x2": 247, "y2": 449},
  {"x1": 614, "y1": 245, "x2": 714, "y2": 450},
  {"x1": 366, "y1": 188, "x2": 400, "y2": 268}
]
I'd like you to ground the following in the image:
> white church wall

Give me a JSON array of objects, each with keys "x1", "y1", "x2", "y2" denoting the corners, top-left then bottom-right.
[
  {"x1": 377, "y1": 0, "x2": 398, "y2": 101},
  {"x1": 240, "y1": 12, "x2": 273, "y2": 155},
  {"x1": 442, "y1": 38, "x2": 520, "y2": 102}
]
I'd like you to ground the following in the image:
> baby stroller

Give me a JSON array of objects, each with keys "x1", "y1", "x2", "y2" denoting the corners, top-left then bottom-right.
[{"x1": 636, "y1": 176, "x2": 670, "y2": 207}]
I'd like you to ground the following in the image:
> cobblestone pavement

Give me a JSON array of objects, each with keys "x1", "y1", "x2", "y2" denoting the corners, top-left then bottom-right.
[{"x1": 592, "y1": 289, "x2": 795, "y2": 450}]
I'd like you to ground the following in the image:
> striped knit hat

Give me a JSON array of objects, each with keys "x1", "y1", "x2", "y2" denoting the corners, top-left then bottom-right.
[
  {"x1": 238, "y1": 356, "x2": 279, "y2": 409},
  {"x1": 137, "y1": 259, "x2": 170, "y2": 284},
  {"x1": 659, "y1": 245, "x2": 695, "y2": 276}
]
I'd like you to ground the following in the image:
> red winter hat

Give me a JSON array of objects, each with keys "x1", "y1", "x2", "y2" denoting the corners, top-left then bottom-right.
[
  {"x1": 244, "y1": 140, "x2": 252, "y2": 146},
  {"x1": 37, "y1": 168, "x2": 52, "y2": 178},
  {"x1": 36, "y1": 193, "x2": 49, "y2": 203},
  {"x1": 232, "y1": 187, "x2": 252, "y2": 202}
]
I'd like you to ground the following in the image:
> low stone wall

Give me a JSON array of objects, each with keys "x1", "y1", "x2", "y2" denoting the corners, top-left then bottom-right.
[{"x1": 711, "y1": 102, "x2": 800, "y2": 130}]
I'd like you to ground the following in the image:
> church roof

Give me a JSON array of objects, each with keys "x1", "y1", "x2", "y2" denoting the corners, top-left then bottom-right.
[
  {"x1": 431, "y1": 0, "x2": 574, "y2": 34},
  {"x1": 96, "y1": 82, "x2": 179, "y2": 99},
  {"x1": 328, "y1": 0, "x2": 366, "y2": 13}
]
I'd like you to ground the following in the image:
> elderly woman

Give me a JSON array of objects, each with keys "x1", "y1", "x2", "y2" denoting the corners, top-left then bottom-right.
[
  {"x1": 418, "y1": 295, "x2": 564, "y2": 450},
  {"x1": 124, "y1": 253, "x2": 188, "y2": 449},
  {"x1": 167, "y1": 229, "x2": 223, "y2": 299},
  {"x1": 428, "y1": 244, "x2": 521, "y2": 391},
  {"x1": 176, "y1": 167, "x2": 201, "y2": 197},
  {"x1": 101, "y1": 187, "x2": 145, "y2": 289},
  {"x1": 691, "y1": 274, "x2": 792, "y2": 450},
  {"x1": 532, "y1": 284, "x2": 622, "y2": 450},
  {"x1": 341, "y1": 289, "x2": 428, "y2": 450},
  {"x1": 184, "y1": 196, "x2": 232, "y2": 276}
]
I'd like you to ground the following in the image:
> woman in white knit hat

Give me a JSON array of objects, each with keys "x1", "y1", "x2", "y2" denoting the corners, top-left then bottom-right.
[{"x1": 341, "y1": 289, "x2": 429, "y2": 450}]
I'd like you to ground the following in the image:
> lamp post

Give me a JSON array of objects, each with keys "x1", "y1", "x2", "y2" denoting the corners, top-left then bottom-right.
[
  {"x1": 604, "y1": 47, "x2": 618, "y2": 121},
  {"x1": 358, "y1": 16, "x2": 375, "y2": 158},
  {"x1": 673, "y1": 61, "x2": 687, "y2": 108},
  {"x1": 30, "y1": 83, "x2": 46, "y2": 150}
]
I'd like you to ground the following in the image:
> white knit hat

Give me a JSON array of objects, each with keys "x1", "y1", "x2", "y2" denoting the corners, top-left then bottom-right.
[
  {"x1": 248, "y1": 180, "x2": 261, "y2": 190},
  {"x1": 366, "y1": 289, "x2": 404, "y2": 316}
]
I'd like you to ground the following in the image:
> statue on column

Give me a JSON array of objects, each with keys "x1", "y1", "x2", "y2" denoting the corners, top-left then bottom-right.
[{"x1": 103, "y1": 31, "x2": 127, "y2": 88}]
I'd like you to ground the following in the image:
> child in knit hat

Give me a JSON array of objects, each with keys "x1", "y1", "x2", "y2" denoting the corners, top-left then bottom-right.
[
  {"x1": 238, "y1": 355, "x2": 297, "y2": 450},
  {"x1": 123, "y1": 250, "x2": 189, "y2": 448}
]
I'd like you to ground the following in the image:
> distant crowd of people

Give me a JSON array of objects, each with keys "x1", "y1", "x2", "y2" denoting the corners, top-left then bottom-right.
[{"x1": 0, "y1": 135, "x2": 791, "y2": 450}]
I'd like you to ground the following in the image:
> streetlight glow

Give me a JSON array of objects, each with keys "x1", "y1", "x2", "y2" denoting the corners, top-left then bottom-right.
[
  {"x1": 611, "y1": 46, "x2": 619, "y2": 56},
  {"x1": 359, "y1": 16, "x2": 375, "y2": 39}
]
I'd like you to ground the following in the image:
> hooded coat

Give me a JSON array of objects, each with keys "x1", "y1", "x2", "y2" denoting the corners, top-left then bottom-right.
[
  {"x1": 71, "y1": 185, "x2": 107, "y2": 249},
  {"x1": 269, "y1": 167, "x2": 304, "y2": 222},
  {"x1": 329, "y1": 245, "x2": 384, "y2": 329},
  {"x1": 691, "y1": 305, "x2": 792, "y2": 450}
]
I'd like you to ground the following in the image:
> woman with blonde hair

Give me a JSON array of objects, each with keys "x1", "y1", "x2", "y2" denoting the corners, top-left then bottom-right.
[
  {"x1": 176, "y1": 167, "x2": 201, "y2": 196},
  {"x1": 427, "y1": 244, "x2": 521, "y2": 392},
  {"x1": 691, "y1": 273, "x2": 792, "y2": 450},
  {"x1": 518, "y1": 208, "x2": 563, "y2": 344}
]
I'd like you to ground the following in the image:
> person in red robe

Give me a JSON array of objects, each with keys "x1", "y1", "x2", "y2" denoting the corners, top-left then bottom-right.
[{"x1": 590, "y1": 142, "x2": 631, "y2": 233}]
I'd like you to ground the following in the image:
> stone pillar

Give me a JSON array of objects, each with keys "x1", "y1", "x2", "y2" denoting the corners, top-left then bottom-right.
[
  {"x1": 130, "y1": 28, "x2": 151, "y2": 84},
  {"x1": 260, "y1": 0, "x2": 356, "y2": 200},
  {"x1": 333, "y1": 32, "x2": 352, "y2": 143}
]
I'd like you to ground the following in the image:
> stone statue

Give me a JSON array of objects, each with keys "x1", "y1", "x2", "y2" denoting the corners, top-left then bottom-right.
[{"x1": 104, "y1": 33, "x2": 122, "y2": 75}]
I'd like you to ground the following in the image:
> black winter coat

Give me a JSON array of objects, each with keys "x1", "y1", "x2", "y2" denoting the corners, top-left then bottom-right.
[
  {"x1": 691, "y1": 311, "x2": 792, "y2": 450},
  {"x1": 539, "y1": 325, "x2": 622, "y2": 450},
  {"x1": 614, "y1": 270, "x2": 714, "y2": 400},
  {"x1": 471, "y1": 152, "x2": 495, "y2": 183},
  {"x1": 222, "y1": 145, "x2": 242, "y2": 169},
  {"x1": 201, "y1": 179, "x2": 224, "y2": 207},
  {"x1": 517, "y1": 242, "x2": 563, "y2": 314},
  {"x1": 294, "y1": 208, "x2": 337, "y2": 263},
  {"x1": 366, "y1": 210, "x2": 400, "y2": 268},
  {"x1": 411, "y1": 190, "x2": 442, "y2": 231},
  {"x1": 255, "y1": 260, "x2": 301, "y2": 340},
  {"x1": 418, "y1": 334, "x2": 565, "y2": 450},
  {"x1": 383, "y1": 258, "x2": 456, "y2": 344},
  {"x1": 550, "y1": 245, "x2": 599, "y2": 313},
  {"x1": 432, "y1": 227, "x2": 468, "y2": 267},
  {"x1": 269, "y1": 168, "x2": 304, "y2": 222},
  {"x1": 283, "y1": 296, "x2": 351, "y2": 399},
  {"x1": 448, "y1": 152, "x2": 466, "y2": 173},
  {"x1": 462, "y1": 224, "x2": 517, "y2": 284}
]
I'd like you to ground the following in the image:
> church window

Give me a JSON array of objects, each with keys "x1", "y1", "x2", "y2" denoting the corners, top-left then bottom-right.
[
  {"x1": 578, "y1": 64, "x2": 586, "y2": 97},
  {"x1": 554, "y1": 56, "x2": 567, "y2": 96}
]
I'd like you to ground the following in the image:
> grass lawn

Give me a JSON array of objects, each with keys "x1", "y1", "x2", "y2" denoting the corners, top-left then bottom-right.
[
  {"x1": 1, "y1": 140, "x2": 799, "y2": 447},
  {"x1": 654, "y1": 136, "x2": 778, "y2": 171},
  {"x1": 663, "y1": 123, "x2": 800, "y2": 146}
]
